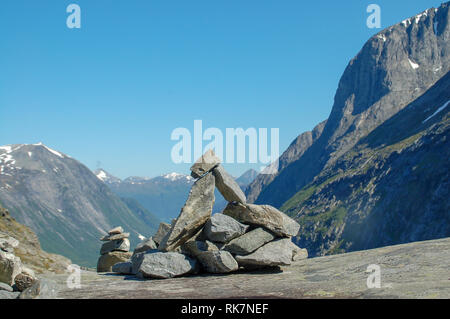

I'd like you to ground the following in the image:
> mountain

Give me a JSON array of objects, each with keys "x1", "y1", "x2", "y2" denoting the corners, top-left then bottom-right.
[
  {"x1": 235, "y1": 169, "x2": 259, "y2": 191},
  {"x1": 0, "y1": 203, "x2": 71, "y2": 274},
  {"x1": 97, "y1": 169, "x2": 258, "y2": 221},
  {"x1": 250, "y1": 3, "x2": 450, "y2": 255},
  {"x1": 0, "y1": 143, "x2": 160, "y2": 267}
]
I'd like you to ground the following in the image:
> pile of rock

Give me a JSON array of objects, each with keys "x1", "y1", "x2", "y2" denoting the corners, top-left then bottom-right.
[
  {"x1": 97, "y1": 226, "x2": 133, "y2": 272},
  {"x1": 0, "y1": 231, "x2": 37, "y2": 299},
  {"x1": 110, "y1": 150, "x2": 307, "y2": 279}
]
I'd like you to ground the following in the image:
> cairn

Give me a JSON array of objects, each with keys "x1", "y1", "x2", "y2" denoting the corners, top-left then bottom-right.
[
  {"x1": 109, "y1": 150, "x2": 307, "y2": 279},
  {"x1": 97, "y1": 226, "x2": 132, "y2": 272}
]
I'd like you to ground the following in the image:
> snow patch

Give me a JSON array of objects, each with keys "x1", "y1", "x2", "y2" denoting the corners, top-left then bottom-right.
[
  {"x1": 408, "y1": 58, "x2": 419, "y2": 70},
  {"x1": 377, "y1": 34, "x2": 386, "y2": 42},
  {"x1": 138, "y1": 234, "x2": 146, "y2": 241},
  {"x1": 96, "y1": 170, "x2": 107, "y2": 181},
  {"x1": 28, "y1": 152, "x2": 32, "y2": 157},
  {"x1": 423, "y1": 100, "x2": 450, "y2": 123}
]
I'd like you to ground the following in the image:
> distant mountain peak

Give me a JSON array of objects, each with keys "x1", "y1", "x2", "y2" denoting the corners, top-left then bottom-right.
[
  {"x1": 162, "y1": 172, "x2": 194, "y2": 182},
  {"x1": 93, "y1": 169, "x2": 122, "y2": 184}
]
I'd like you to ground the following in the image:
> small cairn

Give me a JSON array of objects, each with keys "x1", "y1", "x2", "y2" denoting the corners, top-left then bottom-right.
[
  {"x1": 97, "y1": 226, "x2": 132, "y2": 272},
  {"x1": 109, "y1": 150, "x2": 308, "y2": 279}
]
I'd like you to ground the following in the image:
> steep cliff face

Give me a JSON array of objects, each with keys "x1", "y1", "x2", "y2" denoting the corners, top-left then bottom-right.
[
  {"x1": 283, "y1": 71, "x2": 450, "y2": 256},
  {"x1": 255, "y1": 3, "x2": 450, "y2": 208},
  {"x1": 246, "y1": 120, "x2": 326, "y2": 203},
  {"x1": 0, "y1": 204, "x2": 71, "y2": 274}
]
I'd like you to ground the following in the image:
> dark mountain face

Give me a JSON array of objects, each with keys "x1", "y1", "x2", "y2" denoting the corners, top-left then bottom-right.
[
  {"x1": 255, "y1": 3, "x2": 450, "y2": 208},
  {"x1": 284, "y1": 71, "x2": 450, "y2": 256},
  {"x1": 0, "y1": 144, "x2": 159, "y2": 267}
]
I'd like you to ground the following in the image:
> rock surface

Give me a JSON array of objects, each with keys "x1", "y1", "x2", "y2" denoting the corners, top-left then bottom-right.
[
  {"x1": 0, "y1": 290, "x2": 20, "y2": 299},
  {"x1": 181, "y1": 240, "x2": 218, "y2": 258},
  {"x1": 108, "y1": 226, "x2": 124, "y2": 235},
  {"x1": 203, "y1": 214, "x2": 249, "y2": 243},
  {"x1": 197, "y1": 251, "x2": 239, "y2": 274},
  {"x1": 55, "y1": 237, "x2": 450, "y2": 299},
  {"x1": 97, "y1": 251, "x2": 132, "y2": 272},
  {"x1": 190, "y1": 149, "x2": 221, "y2": 178},
  {"x1": 112, "y1": 262, "x2": 133, "y2": 275},
  {"x1": 223, "y1": 203, "x2": 300, "y2": 237},
  {"x1": 134, "y1": 237, "x2": 157, "y2": 254},
  {"x1": 19, "y1": 278, "x2": 59, "y2": 299},
  {"x1": 101, "y1": 232, "x2": 130, "y2": 241},
  {"x1": 138, "y1": 252, "x2": 198, "y2": 279},
  {"x1": 0, "y1": 250, "x2": 22, "y2": 286},
  {"x1": 213, "y1": 165, "x2": 246, "y2": 203},
  {"x1": 100, "y1": 238, "x2": 130, "y2": 255},
  {"x1": 223, "y1": 228, "x2": 276, "y2": 255},
  {"x1": 0, "y1": 282, "x2": 13, "y2": 292},
  {"x1": 153, "y1": 222, "x2": 171, "y2": 245},
  {"x1": 235, "y1": 239, "x2": 293, "y2": 268},
  {"x1": 14, "y1": 269, "x2": 36, "y2": 292},
  {"x1": 159, "y1": 173, "x2": 215, "y2": 251}
]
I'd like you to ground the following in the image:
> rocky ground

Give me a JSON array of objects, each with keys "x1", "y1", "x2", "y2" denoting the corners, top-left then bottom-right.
[{"x1": 53, "y1": 237, "x2": 450, "y2": 299}]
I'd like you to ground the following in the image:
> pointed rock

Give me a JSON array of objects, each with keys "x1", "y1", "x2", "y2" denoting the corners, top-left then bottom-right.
[
  {"x1": 159, "y1": 173, "x2": 215, "y2": 251},
  {"x1": 235, "y1": 238, "x2": 293, "y2": 268},
  {"x1": 0, "y1": 250, "x2": 22, "y2": 286},
  {"x1": 223, "y1": 228, "x2": 276, "y2": 255},
  {"x1": 190, "y1": 150, "x2": 221, "y2": 178},
  {"x1": 153, "y1": 222, "x2": 171, "y2": 246},
  {"x1": 134, "y1": 237, "x2": 157, "y2": 255},
  {"x1": 223, "y1": 202, "x2": 300, "y2": 237},
  {"x1": 213, "y1": 165, "x2": 246, "y2": 203},
  {"x1": 108, "y1": 226, "x2": 123, "y2": 235},
  {"x1": 203, "y1": 213, "x2": 249, "y2": 243}
]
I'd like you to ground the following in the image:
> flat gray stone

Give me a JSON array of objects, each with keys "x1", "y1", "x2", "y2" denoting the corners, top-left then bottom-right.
[
  {"x1": 288, "y1": 241, "x2": 308, "y2": 261},
  {"x1": 134, "y1": 237, "x2": 157, "y2": 254},
  {"x1": 0, "y1": 282, "x2": 13, "y2": 292},
  {"x1": 108, "y1": 226, "x2": 123, "y2": 235},
  {"x1": 203, "y1": 213, "x2": 249, "y2": 243},
  {"x1": 97, "y1": 251, "x2": 133, "y2": 272},
  {"x1": 181, "y1": 240, "x2": 218, "y2": 258},
  {"x1": 138, "y1": 252, "x2": 198, "y2": 279},
  {"x1": 223, "y1": 203, "x2": 300, "y2": 237},
  {"x1": 197, "y1": 250, "x2": 239, "y2": 274},
  {"x1": 100, "y1": 232, "x2": 130, "y2": 241},
  {"x1": 159, "y1": 173, "x2": 215, "y2": 251},
  {"x1": 223, "y1": 228, "x2": 276, "y2": 255},
  {"x1": 213, "y1": 165, "x2": 246, "y2": 203},
  {"x1": 0, "y1": 290, "x2": 19, "y2": 299},
  {"x1": 19, "y1": 279, "x2": 59, "y2": 299},
  {"x1": 153, "y1": 222, "x2": 171, "y2": 245},
  {"x1": 190, "y1": 149, "x2": 221, "y2": 178},
  {"x1": 100, "y1": 238, "x2": 130, "y2": 255},
  {"x1": 0, "y1": 250, "x2": 22, "y2": 286},
  {"x1": 235, "y1": 238, "x2": 293, "y2": 268},
  {"x1": 112, "y1": 262, "x2": 133, "y2": 275}
]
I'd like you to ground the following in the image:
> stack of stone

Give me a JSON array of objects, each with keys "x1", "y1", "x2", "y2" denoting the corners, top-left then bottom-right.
[
  {"x1": 0, "y1": 232, "x2": 37, "y2": 299},
  {"x1": 110, "y1": 150, "x2": 307, "y2": 279},
  {"x1": 97, "y1": 226, "x2": 132, "y2": 272}
]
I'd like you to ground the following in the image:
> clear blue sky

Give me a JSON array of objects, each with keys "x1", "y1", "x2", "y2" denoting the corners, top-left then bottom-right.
[{"x1": 0, "y1": 0, "x2": 444, "y2": 178}]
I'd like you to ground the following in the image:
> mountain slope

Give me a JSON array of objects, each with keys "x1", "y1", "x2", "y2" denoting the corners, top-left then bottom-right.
[
  {"x1": 0, "y1": 144, "x2": 159, "y2": 267},
  {"x1": 255, "y1": 3, "x2": 450, "y2": 208},
  {"x1": 283, "y1": 70, "x2": 450, "y2": 256}
]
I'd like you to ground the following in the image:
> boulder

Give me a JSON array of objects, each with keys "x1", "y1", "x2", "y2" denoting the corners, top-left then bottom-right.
[
  {"x1": 190, "y1": 149, "x2": 221, "y2": 178},
  {"x1": 288, "y1": 241, "x2": 308, "y2": 261},
  {"x1": 97, "y1": 251, "x2": 133, "y2": 272},
  {"x1": 112, "y1": 262, "x2": 133, "y2": 275},
  {"x1": 108, "y1": 226, "x2": 123, "y2": 235},
  {"x1": 0, "y1": 250, "x2": 22, "y2": 286},
  {"x1": 153, "y1": 222, "x2": 171, "y2": 245},
  {"x1": 19, "y1": 279, "x2": 59, "y2": 299},
  {"x1": 181, "y1": 240, "x2": 218, "y2": 258},
  {"x1": 0, "y1": 282, "x2": 13, "y2": 292},
  {"x1": 14, "y1": 272, "x2": 35, "y2": 292},
  {"x1": 223, "y1": 203, "x2": 300, "y2": 237},
  {"x1": 235, "y1": 238, "x2": 293, "y2": 268},
  {"x1": 0, "y1": 232, "x2": 19, "y2": 253},
  {"x1": 203, "y1": 214, "x2": 249, "y2": 243},
  {"x1": 159, "y1": 173, "x2": 215, "y2": 251},
  {"x1": 134, "y1": 237, "x2": 157, "y2": 255},
  {"x1": 138, "y1": 252, "x2": 199, "y2": 279},
  {"x1": 197, "y1": 251, "x2": 239, "y2": 274},
  {"x1": 100, "y1": 238, "x2": 130, "y2": 255},
  {"x1": 100, "y1": 232, "x2": 130, "y2": 242},
  {"x1": 212, "y1": 165, "x2": 246, "y2": 203},
  {"x1": 223, "y1": 228, "x2": 276, "y2": 255},
  {"x1": 0, "y1": 290, "x2": 19, "y2": 299}
]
